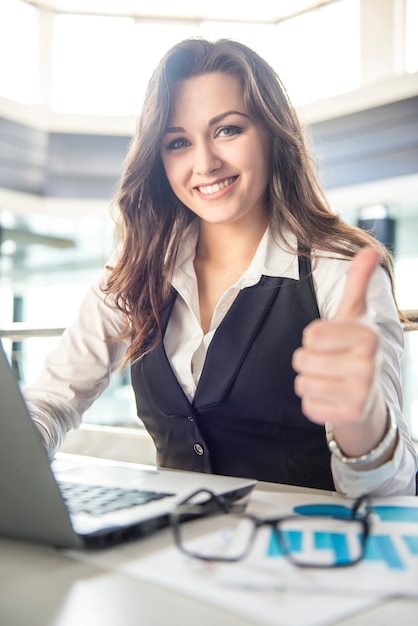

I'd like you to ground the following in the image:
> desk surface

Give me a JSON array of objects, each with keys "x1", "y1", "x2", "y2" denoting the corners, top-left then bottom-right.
[{"x1": 1, "y1": 457, "x2": 417, "y2": 626}]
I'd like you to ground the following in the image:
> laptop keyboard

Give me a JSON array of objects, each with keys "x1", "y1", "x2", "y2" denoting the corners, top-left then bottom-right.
[{"x1": 59, "y1": 481, "x2": 175, "y2": 516}]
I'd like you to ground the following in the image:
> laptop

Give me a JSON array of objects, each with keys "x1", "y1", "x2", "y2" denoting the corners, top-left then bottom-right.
[{"x1": 0, "y1": 340, "x2": 255, "y2": 549}]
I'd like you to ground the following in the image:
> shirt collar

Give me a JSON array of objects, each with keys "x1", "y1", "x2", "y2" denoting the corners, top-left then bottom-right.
[
  {"x1": 172, "y1": 221, "x2": 300, "y2": 293},
  {"x1": 240, "y1": 227, "x2": 299, "y2": 287}
]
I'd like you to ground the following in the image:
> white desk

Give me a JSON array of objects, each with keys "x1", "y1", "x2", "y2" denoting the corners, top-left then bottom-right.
[{"x1": 1, "y1": 460, "x2": 417, "y2": 626}]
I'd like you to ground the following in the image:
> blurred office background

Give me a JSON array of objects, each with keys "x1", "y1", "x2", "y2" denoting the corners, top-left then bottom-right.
[{"x1": 0, "y1": 0, "x2": 417, "y2": 443}]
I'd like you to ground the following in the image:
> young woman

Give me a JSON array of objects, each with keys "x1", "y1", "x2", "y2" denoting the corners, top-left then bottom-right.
[{"x1": 24, "y1": 38, "x2": 417, "y2": 496}]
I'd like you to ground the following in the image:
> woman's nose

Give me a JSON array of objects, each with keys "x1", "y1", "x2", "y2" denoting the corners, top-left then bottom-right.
[{"x1": 193, "y1": 141, "x2": 222, "y2": 175}]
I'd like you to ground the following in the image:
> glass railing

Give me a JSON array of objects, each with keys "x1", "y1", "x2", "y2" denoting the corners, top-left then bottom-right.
[{"x1": 0, "y1": 326, "x2": 139, "y2": 428}]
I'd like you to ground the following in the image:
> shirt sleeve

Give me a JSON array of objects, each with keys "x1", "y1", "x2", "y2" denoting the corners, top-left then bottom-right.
[
  {"x1": 23, "y1": 265, "x2": 130, "y2": 458},
  {"x1": 312, "y1": 254, "x2": 417, "y2": 496}
]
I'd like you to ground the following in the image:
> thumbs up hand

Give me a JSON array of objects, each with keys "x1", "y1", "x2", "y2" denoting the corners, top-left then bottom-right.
[{"x1": 292, "y1": 247, "x2": 390, "y2": 459}]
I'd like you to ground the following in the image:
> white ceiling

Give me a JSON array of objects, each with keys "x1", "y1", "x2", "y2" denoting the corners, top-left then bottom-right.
[{"x1": 26, "y1": 0, "x2": 332, "y2": 23}]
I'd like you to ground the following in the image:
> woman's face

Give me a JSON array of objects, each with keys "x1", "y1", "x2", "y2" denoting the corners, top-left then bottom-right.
[{"x1": 160, "y1": 72, "x2": 270, "y2": 229}]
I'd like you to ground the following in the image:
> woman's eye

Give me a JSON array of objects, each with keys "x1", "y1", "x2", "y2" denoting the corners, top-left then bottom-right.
[
  {"x1": 166, "y1": 138, "x2": 189, "y2": 150},
  {"x1": 217, "y1": 125, "x2": 243, "y2": 138}
]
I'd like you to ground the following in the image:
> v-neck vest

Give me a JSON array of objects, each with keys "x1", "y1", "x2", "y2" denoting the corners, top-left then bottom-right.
[{"x1": 131, "y1": 255, "x2": 334, "y2": 491}]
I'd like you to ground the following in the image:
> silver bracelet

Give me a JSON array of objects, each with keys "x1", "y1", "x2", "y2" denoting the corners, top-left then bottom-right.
[{"x1": 325, "y1": 411, "x2": 398, "y2": 467}]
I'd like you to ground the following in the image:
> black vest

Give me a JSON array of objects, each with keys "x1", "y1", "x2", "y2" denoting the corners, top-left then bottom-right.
[{"x1": 131, "y1": 256, "x2": 334, "y2": 491}]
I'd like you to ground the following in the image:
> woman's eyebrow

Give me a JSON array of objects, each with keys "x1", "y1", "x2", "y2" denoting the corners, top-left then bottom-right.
[
  {"x1": 164, "y1": 126, "x2": 185, "y2": 134},
  {"x1": 209, "y1": 110, "x2": 249, "y2": 126},
  {"x1": 164, "y1": 110, "x2": 249, "y2": 135}
]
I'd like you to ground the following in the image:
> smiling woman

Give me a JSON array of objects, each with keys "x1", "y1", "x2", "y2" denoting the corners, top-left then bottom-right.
[
  {"x1": 160, "y1": 74, "x2": 270, "y2": 230},
  {"x1": 23, "y1": 37, "x2": 417, "y2": 498}
]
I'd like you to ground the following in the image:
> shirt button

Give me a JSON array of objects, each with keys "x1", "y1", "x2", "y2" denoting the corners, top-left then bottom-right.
[
  {"x1": 184, "y1": 385, "x2": 195, "y2": 400},
  {"x1": 193, "y1": 443, "x2": 204, "y2": 456}
]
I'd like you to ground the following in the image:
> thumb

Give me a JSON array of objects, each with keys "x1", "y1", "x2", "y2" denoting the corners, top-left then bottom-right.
[{"x1": 335, "y1": 246, "x2": 382, "y2": 320}]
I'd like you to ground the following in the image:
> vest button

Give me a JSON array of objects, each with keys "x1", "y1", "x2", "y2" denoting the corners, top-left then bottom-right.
[
  {"x1": 187, "y1": 415, "x2": 194, "y2": 422},
  {"x1": 193, "y1": 443, "x2": 204, "y2": 456}
]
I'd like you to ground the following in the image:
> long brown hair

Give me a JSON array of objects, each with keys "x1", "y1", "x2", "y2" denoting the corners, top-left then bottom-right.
[{"x1": 105, "y1": 38, "x2": 396, "y2": 363}]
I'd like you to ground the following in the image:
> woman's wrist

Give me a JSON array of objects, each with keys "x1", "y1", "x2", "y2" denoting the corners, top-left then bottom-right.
[{"x1": 326, "y1": 409, "x2": 398, "y2": 468}]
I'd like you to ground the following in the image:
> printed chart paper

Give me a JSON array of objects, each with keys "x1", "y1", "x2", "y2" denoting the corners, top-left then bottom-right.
[
  {"x1": 65, "y1": 491, "x2": 418, "y2": 625},
  {"x1": 218, "y1": 492, "x2": 418, "y2": 597}
]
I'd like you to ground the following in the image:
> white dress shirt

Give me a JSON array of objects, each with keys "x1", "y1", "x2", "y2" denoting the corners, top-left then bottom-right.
[{"x1": 24, "y1": 224, "x2": 417, "y2": 496}]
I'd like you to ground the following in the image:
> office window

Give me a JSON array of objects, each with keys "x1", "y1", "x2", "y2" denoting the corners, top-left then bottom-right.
[
  {"x1": 0, "y1": 0, "x2": 40, "y2": 104},
  {"x1": 405, "y1": 0, "x2": 418, "y2": 73},
  {"x1": 272, "y1": 0, "x2": 360, "y2": 105},
  {"x1": 52, "y1": 14, "x2": 137, "y2": 114},
  {"x1": 202, "y1": 1, "x2": 360, "y2": 107},
  {"x1": 49, "y1": 1, "x2": 361, "y2": 116},
  {"x1": 52, "y1": 15, "x2": 199, "y2": 115}
]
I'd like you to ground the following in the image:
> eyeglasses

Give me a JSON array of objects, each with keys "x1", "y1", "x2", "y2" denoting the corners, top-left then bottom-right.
[{"x1": 170, "y1": 488, "x2": 372, "y2": 568}]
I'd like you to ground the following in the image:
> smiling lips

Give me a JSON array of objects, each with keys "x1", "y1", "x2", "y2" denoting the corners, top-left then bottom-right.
[{"x1": 196, "y1": 176, "x2": 238, "y2": 195}]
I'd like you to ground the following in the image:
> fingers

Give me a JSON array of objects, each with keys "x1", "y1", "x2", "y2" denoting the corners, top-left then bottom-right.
[
  {"x1": 293, "y1": 352, "x2": 375, "y2": 424},
  {"x1": 334, "y1": 246, "x2": 381, "y2": 320},
  {"x1": 300, "y1": 317, "x2": 379, "y2": 353},
  {"x1": 297, "y1": 387, "x2": 371, "y2": 424},
  {"x1": 293, "y1": 327, "x2": 378, "y2": 376},
  {"x1": 292, "y1": 326, "x2": 378, "y2": 425}
]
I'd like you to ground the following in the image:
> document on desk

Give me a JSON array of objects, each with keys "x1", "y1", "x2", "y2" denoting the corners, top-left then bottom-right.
[
  {"x1": 66, "y1": 491, "x2": 418, "y2": 626},
  {"x1": 218, "y1": 492, "x2": 418, "y2": 597},
  {"x1": 218, "y1": 494, "x2": 418, "y2": 597}
]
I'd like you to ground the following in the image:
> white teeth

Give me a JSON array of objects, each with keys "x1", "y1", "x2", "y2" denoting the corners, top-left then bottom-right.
[{"x1": 197, "y1": 177, "x2": 235, "y2": 195}]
